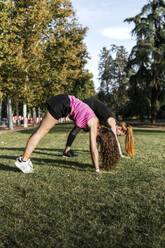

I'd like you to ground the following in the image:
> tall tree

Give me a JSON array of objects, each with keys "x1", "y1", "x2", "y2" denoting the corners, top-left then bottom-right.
[
  {"x1": 98, "y1": 45, "x2": 129, "y2": 117},
  {"x1": 14, "y1": 0, "x2": 95, "y2": 106},
  {"x1": 0, "y1": 0, "x2": 21, "y2": 128},
  {"x1": 98, "y1": 47, "x2": 114, "y2": 96},
  {"x1": 11, "y1": 0, "x2": 62, "y2": 126},
  {"x1": 0, "y1": 0, "x2": 95, "y2": 127},
  {"x1": 125, "y1": 0, "x2": 165, "y2": 123},
  {"x1": 126, "y1": 71, "x2": 151, "y2": 120}
]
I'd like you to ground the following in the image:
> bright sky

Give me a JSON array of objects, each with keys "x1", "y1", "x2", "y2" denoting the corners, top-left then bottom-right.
[{"x1": 71, "y1": 0, "x2": 148, "y2": 90}]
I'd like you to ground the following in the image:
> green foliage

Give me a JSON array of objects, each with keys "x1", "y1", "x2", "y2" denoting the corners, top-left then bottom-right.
[
  {"x1": 0, "y1": 0, "x2": 21, "y2": 97},
  {"x1": 98, "y1": 45, "x2": 129, "y2": 117},
  {"x1": 0, "y1": 124, "x2": 165, "y2": 247},
  {"x1": 97, "y1": 1, "x2": 165, "y2": 121},
  {"x1": 41, "y1": 16, "x2": 95, "y2": 101},
  {"x1": 125, "y1": 0, "x2": 165, "y2": 123},
  {"x1": 0, "y1": 0, "x2": 95, "y2": 109},
  {"x1": 125, "y1": 67, "x2": 151, "y2": 120}
]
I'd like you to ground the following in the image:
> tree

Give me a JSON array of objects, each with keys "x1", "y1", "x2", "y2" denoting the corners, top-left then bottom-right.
[
  {"x1": 7, "y1": 97, "x2": 13, "y2": 129},
  {"x1": 98, "y1": 45, "x2": 129, "y2": 117},
  {"x1": 0, "y1": 0, "x2": 21, "y2": 128},
  {"x1": 0, "y1": 0, "x2": 95, "y2": 128},
  {"x1": 126, "y1": 71, "x2": 151, "y2": 120},
  {"x1": 0, "y1": 90, "x2": 3, "y2": 124},
  {"x1": 41, "y1": 15, "x2": 95, "y2": 101},
  {"x1": 125, "y1": 0, "x2": 165, "y2": 123},
  {"x1": 72, "y1": 70, "x2": 95, "y2": 100}
]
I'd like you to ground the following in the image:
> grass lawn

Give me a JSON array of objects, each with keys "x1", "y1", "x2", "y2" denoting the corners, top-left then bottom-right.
[{"x1": 0, "y1": 123, "x2": 165, "y2": 248}]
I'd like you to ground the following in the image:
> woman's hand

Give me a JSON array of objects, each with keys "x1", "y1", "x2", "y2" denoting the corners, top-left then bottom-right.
[
  {"x1": 96, "y1": 169, "x2": 103, "y2": 173},
  {"x1": 120, "y1": 154, "x2": 130, "y2": 159}
]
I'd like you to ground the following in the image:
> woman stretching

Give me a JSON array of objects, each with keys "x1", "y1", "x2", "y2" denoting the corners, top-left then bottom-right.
[
  {"x1": 63, "y1": 97, "x2": 135, "y2": 158},
  {"x1": 15, "y1": 95, "x2": 120, "y2": 174}
]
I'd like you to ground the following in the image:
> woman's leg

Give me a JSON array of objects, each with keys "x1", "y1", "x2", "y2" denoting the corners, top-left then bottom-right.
[
  {"x1": 22, "y1": 111, "x2": 58, "y2": 161},
  {"x1": 63, "y1": 126, "x2": 81, "y2": 155}
]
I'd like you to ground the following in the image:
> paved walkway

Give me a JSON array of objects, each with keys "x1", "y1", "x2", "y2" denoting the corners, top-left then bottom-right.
[{"x1": 0, "y1": 125, "x2": 36, "y2": 134}]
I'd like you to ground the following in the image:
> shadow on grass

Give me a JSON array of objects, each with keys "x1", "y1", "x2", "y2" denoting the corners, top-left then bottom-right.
[
  {"x1": 0, "y1": 149, "x2": 91, "y2": 172},
  {"x1": 0, "y1": 163, "x2": 19, "y2": 172},
  {"x1": 31, "y1": 157, "x2": 91, "y2": 170},
  {"x1": 34, "y1": 147, "x2": 89, "y2": 157},
  {"x1": 0, "y1": 147, "x2": 89, "y2": 157}
]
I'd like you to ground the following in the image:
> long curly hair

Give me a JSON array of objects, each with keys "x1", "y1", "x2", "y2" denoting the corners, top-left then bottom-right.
[{"x1": 97, "y1": 126, "x2": 120, "y2": 170}]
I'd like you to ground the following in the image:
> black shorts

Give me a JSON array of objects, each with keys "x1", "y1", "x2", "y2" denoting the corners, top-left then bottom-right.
[{"x1": 46, "y1": 94, "x2": 71, "y2": 120}]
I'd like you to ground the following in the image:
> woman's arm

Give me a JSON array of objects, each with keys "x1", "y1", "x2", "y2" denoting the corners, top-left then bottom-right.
[
  {"x1": 87, "y1": 118, "x2": 102, "y2": 173},
  {"x1": 107, "y1": 117, "x2": 124, "y2": 157}
]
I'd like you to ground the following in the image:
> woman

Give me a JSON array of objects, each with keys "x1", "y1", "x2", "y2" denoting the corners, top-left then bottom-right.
[
  {"x1": 15, "y1": 95, "x2": 120, "y2": 174},
  {"x1": 63, "y1": 97, "x2": 135, "y2": 158}
]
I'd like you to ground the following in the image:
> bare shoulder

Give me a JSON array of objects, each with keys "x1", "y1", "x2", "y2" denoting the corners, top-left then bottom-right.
[{"x1": 107, "y1": 117, "x2": 116, "y2": 126}]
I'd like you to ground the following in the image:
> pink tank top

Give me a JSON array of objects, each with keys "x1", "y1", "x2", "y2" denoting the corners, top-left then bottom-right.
[{"x1": 69, "y1": 96, "x2": 96, "y2": 129}]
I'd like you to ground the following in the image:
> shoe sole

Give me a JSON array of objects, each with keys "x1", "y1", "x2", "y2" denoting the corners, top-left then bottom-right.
[
  {"x1": 62, "y1": 155, "x2": 71, "y2": 158},
  {"x1": 15, "y1": 161, "x2": 34, "y2": 173}
]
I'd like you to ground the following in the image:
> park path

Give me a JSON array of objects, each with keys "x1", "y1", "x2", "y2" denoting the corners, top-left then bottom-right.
[{"x1": 0, "y1": 125, "x2": 35, "y2": 134}]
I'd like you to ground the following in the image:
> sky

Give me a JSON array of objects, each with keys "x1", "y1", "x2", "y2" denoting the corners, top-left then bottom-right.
[{"x1": 71, "y1": 0, "x2": 148, "y2": 90}]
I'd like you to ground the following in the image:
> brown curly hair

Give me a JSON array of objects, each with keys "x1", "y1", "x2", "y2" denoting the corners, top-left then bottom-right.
[{"x1": 97, "y1": 126, "x2": 120, "y2": 170}]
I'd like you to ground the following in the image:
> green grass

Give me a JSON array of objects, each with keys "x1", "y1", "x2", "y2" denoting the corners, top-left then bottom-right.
[{"x1": 0, "y1": 123, "x2": 165, "y2": 248}]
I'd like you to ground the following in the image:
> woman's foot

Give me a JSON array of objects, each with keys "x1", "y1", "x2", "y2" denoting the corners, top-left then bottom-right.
[{"x1": 62, "y1": 150, "x2": 74, "y2": 157}]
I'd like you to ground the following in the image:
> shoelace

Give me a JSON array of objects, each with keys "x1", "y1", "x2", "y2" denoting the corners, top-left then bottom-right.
[{"x1": 18, "y1": 157, "x2": 27, "y2": 163}]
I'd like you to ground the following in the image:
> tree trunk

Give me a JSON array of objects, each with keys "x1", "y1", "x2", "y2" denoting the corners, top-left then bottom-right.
[
  {"x1": 38, "y1": 107, "x2": 42, "y2": 118},
  {"x1": 33, "y1": 107, "x2": 36, "y2": 125},
  {"x1": 16, "y1": 102, "x2": 20, "y2": 126},
  {"x1": 7, "y1": 97, "x2": 13, "y2": 130},
  {"x1": 23, "y1": 102, "x2": 28, "y2": 128},
  {"x1": 151, "y1": 86, "x2": 158, "y2": 124},
  {"x1": 0, "y1": 99, "x2": 2, "y2": 124}
]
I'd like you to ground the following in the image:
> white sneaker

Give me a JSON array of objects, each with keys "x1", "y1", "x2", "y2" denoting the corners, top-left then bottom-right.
[{"x1": 15, "y1": 156, "x2": 34, "y2": 173}]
